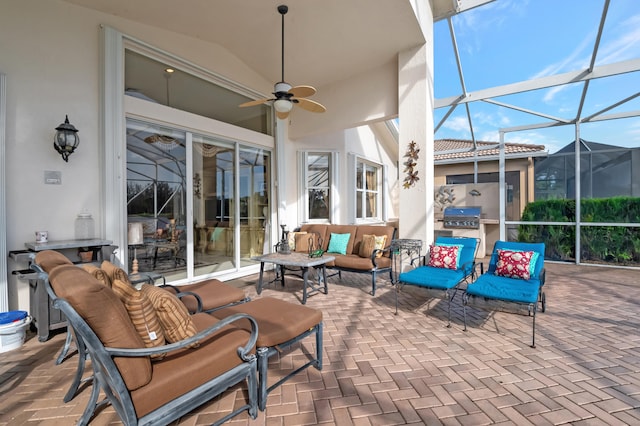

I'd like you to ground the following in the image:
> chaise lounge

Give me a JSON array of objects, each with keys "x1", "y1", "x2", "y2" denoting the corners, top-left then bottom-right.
[{"x1": 463, "y1": 240, "x2": 547, "y2": 347}]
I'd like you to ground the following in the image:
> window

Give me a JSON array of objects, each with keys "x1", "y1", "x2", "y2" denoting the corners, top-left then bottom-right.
[
  {"x1": 299, "y1": 152, "x2": 336, "y2": 223},
  {"x1": 356, "y1": 159, "x2": 382, "y2": 221}
]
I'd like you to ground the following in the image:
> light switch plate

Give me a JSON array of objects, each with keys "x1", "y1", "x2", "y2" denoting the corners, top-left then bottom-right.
[{"x1": 44, "y1": 170, "x2": 62, "y2": 185}]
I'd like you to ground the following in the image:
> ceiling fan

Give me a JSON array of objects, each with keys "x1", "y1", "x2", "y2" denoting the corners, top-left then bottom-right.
[{"x1": 239, "y1": 5, "x2": 326, "y2": 120}]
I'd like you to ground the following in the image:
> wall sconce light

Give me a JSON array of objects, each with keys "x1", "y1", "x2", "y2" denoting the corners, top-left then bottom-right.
[{"x1": 54, "y1": 115, "x2": 80, "y2": 162}]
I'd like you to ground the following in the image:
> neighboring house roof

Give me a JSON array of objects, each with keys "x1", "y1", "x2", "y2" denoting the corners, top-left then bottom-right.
[{"x1": 434, "y1": 138, "x2": 547, "y2": 164}]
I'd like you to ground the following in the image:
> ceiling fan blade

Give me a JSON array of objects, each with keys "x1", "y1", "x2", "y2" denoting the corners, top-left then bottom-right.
[
  {"x1": 239, "y1": 98, "x2": 272, "y2": 108},
  {"x1": 276, "y1": 110, "x2": 290, "y2": 120},
  {"x1": 288, "y1": 85, "x2": 316, "y2": 98},
  {"x1": 295, "y1": 97, "x2": 326, "y2": 113}
]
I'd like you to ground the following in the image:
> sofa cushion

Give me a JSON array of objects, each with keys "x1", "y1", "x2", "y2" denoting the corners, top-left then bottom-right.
[
  {"x1": 211, "y1": 297, "x2": 322, "y2": 348},
  {"x1": 353, "y1": 225, "x2": 395, "y2": 257},
  {"x1": 101, "y1": 260, "x2": 131, "y2": 284},
  {"x1": 287, "y1": 231, "x2": 307, "y2": 250},
  {"x1": 332, "y1": 254, "x2": 390, "y2": 271},
  {"x1": 141, "y1": 284, "x2": 198, "y2": 346},
  {"x1": 48, "y1": 264, "x2": 151, "y2": 391},
  {"x1": 294, "y1": 232, "x2": 321, "y2": 253},
  {"x1": 34, "y1": 250, "x2": 73, "y2": 273},
  {"x1": 298, "y1": 224, "x2": 329, "y2": 249},
  {"x1": 358, "y1": 234, "x2": 387, "y2": 258},
  {"x1": 162, "y1": 279, "x2": 246, "y2": 313},
  {"x1": 327, "y1": 233, "x2": 351, "y2": 255},
  {"x1": 81, "y1": 264, "x2": 112, "y2": 287},
  {"x1": 111, "y1": 279, "x2": 166, "y2": 358},
  {"x1": 130, "y1": 313, "x2": 252, "y2": 418}
]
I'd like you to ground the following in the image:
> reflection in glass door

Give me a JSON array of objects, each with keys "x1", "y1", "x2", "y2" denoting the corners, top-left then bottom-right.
[
  {"x1": 193, "y1": 136, "x2": 236, "y2": 274},
  {"x1": 238, "y1": 147, "x2": 271, "y2": 263},
  {"x1": 126, "y1": 119, "x2": 187, "y2": 281}
]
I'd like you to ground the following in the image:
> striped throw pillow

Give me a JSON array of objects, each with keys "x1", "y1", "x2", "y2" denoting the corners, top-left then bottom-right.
[
  {"x1": 111, "y1": 279, "x2": 166, "y2": 358},
  {"x1": 141, "y1": 284, "x2": 199, "y2": 347}
]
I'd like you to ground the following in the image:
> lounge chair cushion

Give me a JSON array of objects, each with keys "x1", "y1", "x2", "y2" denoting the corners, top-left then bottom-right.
[
  {"x1": 358, "y1": 234, "x2": 387, "y2": 258},
  {"x1": 426, "y1": 244, "x2": 459, "y2": 270},
  {"x1": 111, "y1": 279, "x2": 166, "y2": 356},
  {"x1": 399, "y1": 266, "x2": 466, "y2": 290},
  {"x1": 34, "y1": 250, "x2": 73, "y2": 272},
  {"x1": 130, "y1": 313, "x2": 254, "y2": 418},
  {"x1": 81, "y1": 264, "x2": 112, "y2": 287},
  {"x1": 162, "y1": 279, "x2": 246, "y2": 313},
  {"x1": 48, "y1": 264, "x2": 152, "y2": 391},
  {"x1": 210, "y1": 297, "x2": 322, "y2": 348},
  {"x1": 141, "y1": 284, "x2": 198, "y2": 346},
  {"x1": 101, "y1": 260, "x2": 131, "y2": 284},
  {"x1": 495, "y1": 249, "x2": 534, "y2": 280},
  {"x1": 466, "y1": 273, "x2": 541, "y2": 304}
]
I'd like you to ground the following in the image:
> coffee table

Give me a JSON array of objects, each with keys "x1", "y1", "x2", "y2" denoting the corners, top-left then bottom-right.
[{"x1": 253, "y1": 252, "x2": 335, "y2": 304}]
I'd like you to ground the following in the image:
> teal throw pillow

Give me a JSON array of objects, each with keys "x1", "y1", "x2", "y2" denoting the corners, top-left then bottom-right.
[{"x1": 327, "y1": 233, "x2": 351, "y2": 255}]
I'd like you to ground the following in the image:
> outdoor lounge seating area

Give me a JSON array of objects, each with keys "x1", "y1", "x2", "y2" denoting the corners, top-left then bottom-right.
[{"x1": 2, "y1": 261, "x2": 640, "y2": 425}]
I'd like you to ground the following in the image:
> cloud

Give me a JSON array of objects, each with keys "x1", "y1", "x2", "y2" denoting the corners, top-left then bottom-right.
[{"x1": 443, "y1": 116, "x2": 469, "y2": 132}]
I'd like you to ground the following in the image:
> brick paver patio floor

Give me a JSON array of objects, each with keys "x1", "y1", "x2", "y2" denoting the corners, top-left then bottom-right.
[{"x1": 1, "y1": 261, "x2": 639, "y2": 425}]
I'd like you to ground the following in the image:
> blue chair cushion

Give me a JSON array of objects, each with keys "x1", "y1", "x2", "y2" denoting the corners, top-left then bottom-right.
[
  {"x1": 399, "y1": 266, "x2": 466, "y2": 290},
  {"x1": 466, "y1": 273, "x2": 541, "y2": 304}
]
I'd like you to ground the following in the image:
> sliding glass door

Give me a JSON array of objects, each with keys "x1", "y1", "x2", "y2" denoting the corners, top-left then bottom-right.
[{"x1": 126, "y1": 119, "x2": 271, "y2": 282}]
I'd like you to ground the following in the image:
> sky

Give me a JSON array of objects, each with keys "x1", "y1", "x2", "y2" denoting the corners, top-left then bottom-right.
[{"x1": 433, "y1": 0, "x2": 640, "y2": 154}]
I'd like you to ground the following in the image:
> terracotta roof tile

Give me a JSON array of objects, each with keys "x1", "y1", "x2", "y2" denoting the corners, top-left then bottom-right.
[{"x1": 434, "y1": 138, "x2": 546, "y2": 162}]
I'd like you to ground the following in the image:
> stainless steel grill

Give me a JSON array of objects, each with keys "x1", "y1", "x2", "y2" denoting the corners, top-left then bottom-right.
[{"x1": 443, "y1": 206, "x2": 482, "y2": 229}]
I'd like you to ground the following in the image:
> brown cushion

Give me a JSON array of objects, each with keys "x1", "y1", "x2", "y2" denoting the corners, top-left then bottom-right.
[
  {"x1": 130, "y1": 313, "x2": 253, "y2": 417},
  {"x1": 162, "y1": 279, "x2": 246, "y2": 313},
  {"x1": 48, "y1": 264, "x2": 151, "y2": 391},
  {"x1": 101, "y1": 260, "x2": 130, "y2": 284},
  {"x1": 298, "y1": 224, "x2": 329, "y2": 249},
  {"x1": 34, "y1": 250, "x2": 73, "y2": 273},
  {"x1": 287, "y1": 231, "x2": 307, "y2": 251},
  {"x1": 111, "y1": 279, "x2": 166, "y2": 358},
  {"x1": 354, "y1": 225, "x2": 395, "y2": 258},
  {"x1": 141, "y1": 284, "x2": 198, "y2": 345},
  {"x1": 211, "y1": 297, "x2": 322, "y2": 348},
  {"x1": 294, "y1": 232, "x2": 321, "y2": 253},
  {"x1": 81, "y1": 264, "x2": 112, "y2": 287},
  {"x1": 358, "y1": 234, "x2": 388, "y2": 258}
]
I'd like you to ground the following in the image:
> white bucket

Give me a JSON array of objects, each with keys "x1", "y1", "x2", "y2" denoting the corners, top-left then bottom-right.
[{"x1": 0, "y1": 316, "x2": 32, "y2": 353}]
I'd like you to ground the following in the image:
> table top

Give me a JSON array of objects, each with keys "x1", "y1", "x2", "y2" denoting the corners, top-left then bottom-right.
[
  {"x1": 25, "y1": 239, "x2": 113, "y2": 251},
  {"x1": 253, "y1": 252, "x2": 335, "y2": 267}
]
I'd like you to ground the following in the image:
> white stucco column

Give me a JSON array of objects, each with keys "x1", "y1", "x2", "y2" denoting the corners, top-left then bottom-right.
[{"x1": 398, "y1": 37, "x2": 434, "y2": 244}]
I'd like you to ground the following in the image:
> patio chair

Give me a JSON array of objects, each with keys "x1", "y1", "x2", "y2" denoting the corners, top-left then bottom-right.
[
  {"x1": 209, "y1": 297, "x2": 323, "y2": 411},
  {"x1": 394, "y1": 237, "x2": 480, "y2": 327},
  {"x1": 44, "y1": 263, "x2": 258, "y2": 426},
  {"x1": 32, "y1": 251, "x2": 249, "y2": 404},
  {"x1": 462, "y1": 240, "x2": 546, "y2": 348}
]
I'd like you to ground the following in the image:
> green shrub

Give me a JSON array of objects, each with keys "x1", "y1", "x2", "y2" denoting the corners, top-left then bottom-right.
[{"x1": 518, "y1": 197, "x2": 640, "y2": 265}]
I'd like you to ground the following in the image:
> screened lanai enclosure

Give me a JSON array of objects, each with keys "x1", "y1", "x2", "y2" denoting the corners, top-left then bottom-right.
[
  {"x1": 433, "y1": 0, "x2": 640, "y2": 268},
  {"x1": 126, "y1": 119, "x2": 271, "y2": 281}
]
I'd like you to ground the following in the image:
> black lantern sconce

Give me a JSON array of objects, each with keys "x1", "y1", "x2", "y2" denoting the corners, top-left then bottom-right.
[{"x1": 54, "y1": 115, "x2": 80, "y2": 162}]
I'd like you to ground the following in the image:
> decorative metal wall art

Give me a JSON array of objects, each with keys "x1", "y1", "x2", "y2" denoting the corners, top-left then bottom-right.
[{"x1": 402, "y1": 141, "x2": 420, "y2": 189}]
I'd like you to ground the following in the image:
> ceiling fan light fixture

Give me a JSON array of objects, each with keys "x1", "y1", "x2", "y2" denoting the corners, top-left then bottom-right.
[{"x1": 274, "y1": 99, "x2": 293, "y2": 114}]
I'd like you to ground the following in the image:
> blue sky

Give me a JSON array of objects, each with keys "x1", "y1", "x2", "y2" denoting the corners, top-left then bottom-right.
[{"x1": 433, "y1": 0, "x2": 640, "y2": 154}]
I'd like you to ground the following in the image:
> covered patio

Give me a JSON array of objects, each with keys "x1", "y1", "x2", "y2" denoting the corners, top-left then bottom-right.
[{"x1": 1, "y1": 262, "x2": 639, "y2": 425}]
